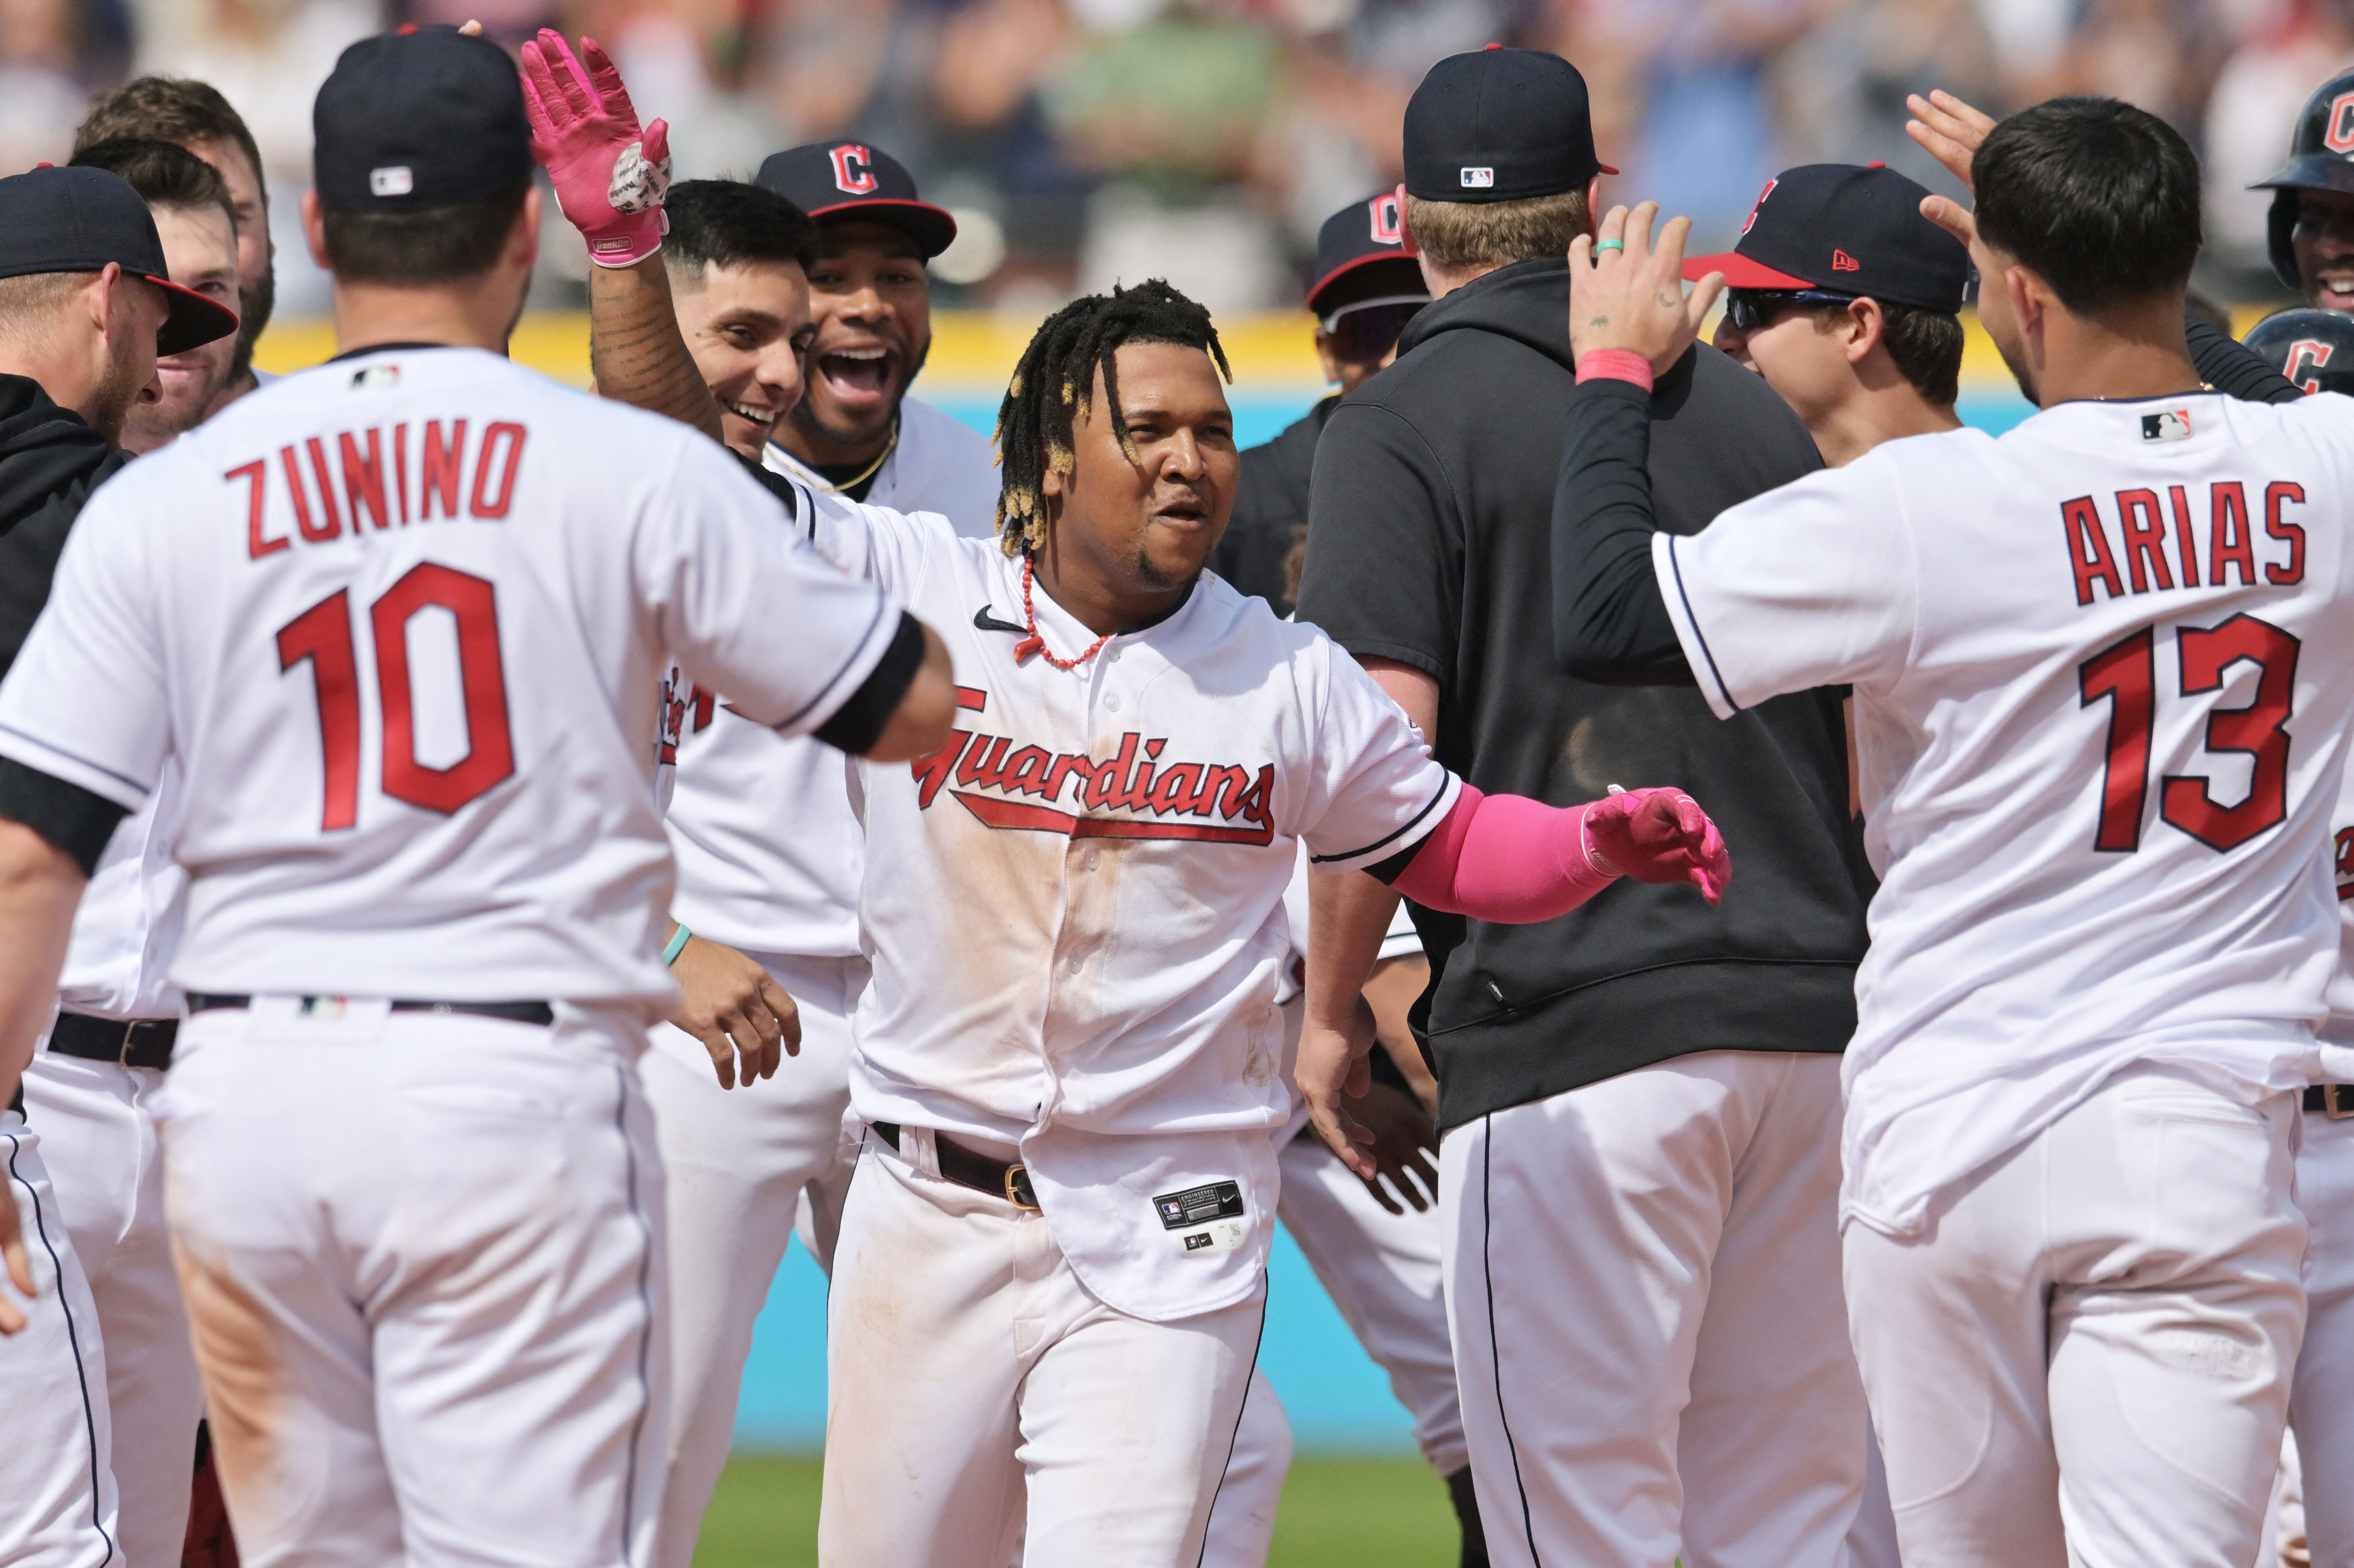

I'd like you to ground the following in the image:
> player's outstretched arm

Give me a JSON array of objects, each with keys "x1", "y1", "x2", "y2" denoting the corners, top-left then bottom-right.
[
  {"x1": 519, "y1": 31, "x2": 724, "y2": 443},
  {"x1": 1552, "y1": 204, "x2": 1714, "y2": 678},
  {"x1": 0, "y1": 818, "x2": 90, "y2": 1334},
  {"x1": 1385, "y1": 784, "x2": 1728, "y2": 922}
]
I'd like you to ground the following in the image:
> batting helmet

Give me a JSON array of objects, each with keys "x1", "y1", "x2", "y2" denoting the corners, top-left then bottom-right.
[
  {"x1": 2252, "y1": 69, "x2": 2354, "y2": 290},
  {"x1": 2243, "y1": 307, "x2": 2354, "y2": 395}
]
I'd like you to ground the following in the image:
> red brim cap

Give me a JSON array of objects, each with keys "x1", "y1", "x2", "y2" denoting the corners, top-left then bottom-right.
[
  {"x1": 1681, "y1": 251, "x2": 1814, "y2": 289},
  {"x1": 804, "y1": 197, "x2": 958, "y2": 260},
  {"x1": 140, "y1": 272, "x2": 240, "y2": 355}
]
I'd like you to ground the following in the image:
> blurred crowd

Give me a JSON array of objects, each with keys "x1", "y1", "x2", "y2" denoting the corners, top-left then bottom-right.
[{"x1": 7, "y1": 0, "x2": 2351, "y2": 312}]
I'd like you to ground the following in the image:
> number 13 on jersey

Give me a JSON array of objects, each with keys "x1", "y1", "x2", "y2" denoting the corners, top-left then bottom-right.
[
  {"x1": 2079, "y1": 612, "x2": 2299, "y2": 854},
  {"x1": 277, "y1": 561, "x2": 517, "y2": 831}
]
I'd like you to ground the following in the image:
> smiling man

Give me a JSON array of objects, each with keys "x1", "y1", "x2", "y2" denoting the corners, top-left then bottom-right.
[
  {"x1": 752, "y1": 140, "x2": 1000, "y2": 527},
  {"x1": 69, "y1": 140, "x2": 243, "y2": 455}
]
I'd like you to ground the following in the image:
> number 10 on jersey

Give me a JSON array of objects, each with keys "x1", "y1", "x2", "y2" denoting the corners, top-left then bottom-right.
[
  {"x1": 277, "y1": 562, "x2": 517, "y2": 831},
  {"x1": 2079, "y1": 613, "x2": 2298, "y2": 854}
]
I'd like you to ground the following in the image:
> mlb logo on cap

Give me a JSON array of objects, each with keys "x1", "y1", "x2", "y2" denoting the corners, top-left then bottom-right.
[{"x1": 1461, "y1": 167, "x2": 1495, "y2": 188}]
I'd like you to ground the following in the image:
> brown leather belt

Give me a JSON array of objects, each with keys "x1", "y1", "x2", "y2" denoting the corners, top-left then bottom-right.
[
  {"x1": 50, "y1": 1011, "x2": 178, "y2": 1071},
  {"x1": 2307, "y1": 1085, "x2": 2354, "y2": 1118},
  {"x1": 873, "y1": 1121, "x2": 1038, "y2": 1209}
]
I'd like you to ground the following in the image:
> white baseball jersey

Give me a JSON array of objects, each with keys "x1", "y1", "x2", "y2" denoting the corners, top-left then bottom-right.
[
  {"x1": 54, "y1": 762, "x2": 186, "y2": 1018},
  {"x1": 0, "y1": 347, "x2": 904, "y2": 1010},
  {"x1": 764, "y1": 393, "x2": 1000, "y2": 533},
  {"x1": 1655, "y1": 390, "x2": 2354, "y2": 1237},
  {"x1": 809, "y1": 502, "x2": 1457, "y2": 1320},
  {"x1": 656, "y1": 415, "x2": 997, "y2": 958}
]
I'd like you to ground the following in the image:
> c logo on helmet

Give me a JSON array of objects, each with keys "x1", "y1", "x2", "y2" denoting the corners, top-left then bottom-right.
[
  {"x1": 2327, "y1": 92, "x2": 2354, "y2": 153},
  {"x1": 1740, "y1": 178, "x2": 1778, "y2": 236},
  {"x1": 2290, "y1": 337, "x2": 2335, "y2": 393},
  {"x1": 1370, "y1": 192, "x2": 1403, "y2": 245},
  {"x1": 829, "y1": 144, "x2": 879, "y2": 196}
]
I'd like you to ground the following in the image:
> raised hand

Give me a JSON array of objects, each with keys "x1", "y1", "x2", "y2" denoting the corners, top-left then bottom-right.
[
  {"x1": 518, "y1": 30, "x2": 671, "y2": 267},
  {"x1": 1905, "y1": 89, "x2": 1995, "y2": 251},
  {"x1": 1584, "y1": 786, "x2": 1731, "y2": 904},
  {"x1": 1567, "y1": 202, "x2": 1723, "y2": 378}
]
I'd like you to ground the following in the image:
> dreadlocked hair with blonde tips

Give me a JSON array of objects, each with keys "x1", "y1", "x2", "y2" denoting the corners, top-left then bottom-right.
[{"x1": 992, "y1": 278, "x2": 1230, "y2": 556}]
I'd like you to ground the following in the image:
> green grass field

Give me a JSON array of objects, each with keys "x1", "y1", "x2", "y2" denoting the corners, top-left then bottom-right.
[{"x1": 692, "y1": 1453, "x2": 1463, "y2": 1566}]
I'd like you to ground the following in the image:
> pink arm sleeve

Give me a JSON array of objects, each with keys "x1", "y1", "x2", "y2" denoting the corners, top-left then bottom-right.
[{"x1": 1391, "y1": 783, "x2": 1729, "y2": 922}]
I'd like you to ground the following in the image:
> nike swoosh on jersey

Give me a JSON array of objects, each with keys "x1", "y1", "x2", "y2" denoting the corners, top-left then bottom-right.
[{"x1": 973, "y1": 605, "x2": 1027, "y2": 635}]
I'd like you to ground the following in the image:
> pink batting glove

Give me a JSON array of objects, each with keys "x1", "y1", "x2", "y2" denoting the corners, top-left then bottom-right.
[
  {"x1": 1582, "y1": 787, "x2": 1731, "y2": 904},
  {"x1": 519, "y1": 30, "x2": 670, "y2": 267}
]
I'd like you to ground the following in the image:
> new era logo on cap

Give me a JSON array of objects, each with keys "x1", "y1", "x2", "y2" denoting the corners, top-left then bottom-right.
[
  {"x1": 370, "y1": 166, "x2": 414, "y2": 197},
  {"x1": 1460, "y1": 167, "x2": 1494, "y2": 188},
  {"x1": 1832, "y1": 248, "x2": 1860, "y2": 271}
]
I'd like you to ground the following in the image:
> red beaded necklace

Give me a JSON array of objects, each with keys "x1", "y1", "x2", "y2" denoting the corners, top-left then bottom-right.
[{"x1": 1012, "y1": 555, "x2": 1116, "y2": 671}]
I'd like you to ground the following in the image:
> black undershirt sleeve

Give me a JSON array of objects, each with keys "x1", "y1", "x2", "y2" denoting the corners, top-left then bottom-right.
[
  {"x1": 1551, "y1": 376, "x2": 1692, "y2": 680},
  {"x1": 813, "y1": 610, "x2": 926, "y2": 756},
  {"x1": 2186, "y1": 311, "x2": 2302, "y2": 404},
  {"x1": 0, "y1": 757, "x2": 126, "y2": 876}
]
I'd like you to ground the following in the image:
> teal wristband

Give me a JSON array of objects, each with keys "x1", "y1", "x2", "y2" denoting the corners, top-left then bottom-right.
[{"x1": 663, "y1": 925, "x2": 691, "y2": 965}]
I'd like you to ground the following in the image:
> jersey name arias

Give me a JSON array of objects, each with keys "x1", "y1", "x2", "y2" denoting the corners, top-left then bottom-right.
[
  {"x1": 234, "y1": 417, "x2": 530, "y2": 558},
  {"x1": 909, "y1": 686, "x2": 1274, "y2": 845},
  {"x1": 2061, "y1": 480, "x2": 2306, "y2": 606}
]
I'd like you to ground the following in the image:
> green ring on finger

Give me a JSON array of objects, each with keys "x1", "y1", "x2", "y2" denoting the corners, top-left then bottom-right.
[{"x1": 1594, "y1": 239, "x2": 1625, "y2": 252}]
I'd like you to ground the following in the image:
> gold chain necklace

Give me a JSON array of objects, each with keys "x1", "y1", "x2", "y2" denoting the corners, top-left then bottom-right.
[{"x1": 808, "y1": 416, "x2": 900, "y2": 493}]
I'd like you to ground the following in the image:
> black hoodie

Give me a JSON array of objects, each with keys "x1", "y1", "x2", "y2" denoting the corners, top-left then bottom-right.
[
  {"x1": 1294, "y1": 255, "x2": 1874, "y2": 1132},
  {"x1": 0, "y1": 374, "x2": 132, "y2": 679},
  {"x1": 1214, "y1": 393, "x2": 1338, "y2": 616}
]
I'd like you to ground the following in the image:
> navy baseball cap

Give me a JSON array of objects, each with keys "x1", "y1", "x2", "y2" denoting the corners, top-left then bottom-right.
[
  {"x1": 1684, "y1": 163, "x2": 1970, "y2": 314},
  {"x1": 313, "y1": 27, "x2": 534, "y2": 213},
  {"x1": 2245, "y1": 307, "x2": 2354, "y2": 396},
  {"x1": 0, "y1": 164, "x2": 238, "y2": 355},
  {"x1": 1307, "y1": 191, "x2": 1426, "y2": 316},
  {"x1": 1403, "y1": 47, "x2": 1616, "y2": 204},
  {"x1": 754, "y1": 142, "x2": 956, "y2": 259}
]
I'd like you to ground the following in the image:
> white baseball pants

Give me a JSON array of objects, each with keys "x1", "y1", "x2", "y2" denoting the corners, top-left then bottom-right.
[
  {"x1": 2294, "y1": 1107, "x2": 2354, "y2": 1568},
  {"x1": 23, "y1": 1050, "x2": 205, "y2": 1568},
  {"x1": 639, "y1": 950, "x2": 862, "y2": 1568},
  {"x1": 1845, "y1": 1062, "x2": 2304, "y2": 1568},
  {"x1": 156, "y1": 1002, "x2": 670, "y2": 1568},
  {"x1": 1202, "y1": 1127, "x2": 1470, "y2": 1566},
  {"x1": 0, "y1": 1105, "x2": 121, "y2": 1567},
  {"x1": 1442, "y1": 1050, "x2": 1865, "y2": 1568},
  {"x1": 820, "y1": 1135, "x2": 1264, "y2": 1568}
]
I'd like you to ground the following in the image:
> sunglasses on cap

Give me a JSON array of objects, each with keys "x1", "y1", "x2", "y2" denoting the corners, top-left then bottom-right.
[
  {"x1": 1722, "y1": 287, "x2": 1859, "y2": 333},
  {"x1": 1320, "y1": 294, "x2": 1428, "y2": 365}
]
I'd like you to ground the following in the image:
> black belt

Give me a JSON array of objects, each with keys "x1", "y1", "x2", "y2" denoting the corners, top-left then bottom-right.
[
  {"x1": 51, "y1": 1011, "x2": 179, "y2": 1070},
  {"x1": 873, "y1": 1120, "x2": 1038, "y2": 1209},
  {"x1": 2307, "y1": 1085, "x2": 2354, "y2": 1118},
  {"x1": 187, "y1": 994, "x2": 555, "y2": 1027}
]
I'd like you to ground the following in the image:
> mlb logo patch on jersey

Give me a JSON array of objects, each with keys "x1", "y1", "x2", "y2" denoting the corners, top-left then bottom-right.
[
  {"x1": 1460, "y1": 166, "x2": 1494, "y2": 188},
  {"x1": 2141, "y1": 409, "x2": 2193, "y2": 442}
]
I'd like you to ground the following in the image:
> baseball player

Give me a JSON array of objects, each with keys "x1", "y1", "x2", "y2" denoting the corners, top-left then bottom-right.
[
  {"x1": 2242, "y1": 306, "x2": 2354, "y2": 1568},
  {"x1": 2257, "y1": 70, "x2": 2354, "y2": 317},
  {"x1": 518, "y1": 36, "x2": 1006, "y2": 1565},
  {"x1": 1213, "y1": 192, "x2": 1429, "y2": 616},
  {"x1": 73, "y1": 77, "x2": 278, "y2": 418},
  {"x1": 9, "y1": 138, "x2": 243, "y2": 1568},
  {"x1": 556, "y1": 121, "x2": 1736, "y2": 1553},
  {"x1": 0, "y1": 160, "x2": 237, "y2": 1568},
  {"x1": 750, "y1": 139, "x2": 999, "y2": 522},
  {"x1": 0, "y1": 27, "x2": 954, "y2": 1568},
  {"x1": 1553, "y1": 95, "x2": 2354, "y2": 1566}
]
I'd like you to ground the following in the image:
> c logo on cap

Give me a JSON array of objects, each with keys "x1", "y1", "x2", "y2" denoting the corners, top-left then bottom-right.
[
  {"x1": 1370, "y1": 192, "x2": 1403, "y2": 245},
  {"x1": 1740, "y1": 177, "x2": 1778, "y2": 236},
  {"x1": 2327, "y1": 92, "x2": 2354, "y2": 153},
  {"x1": 830, "y1": 144, "x2": 878, "y2": 196}
]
